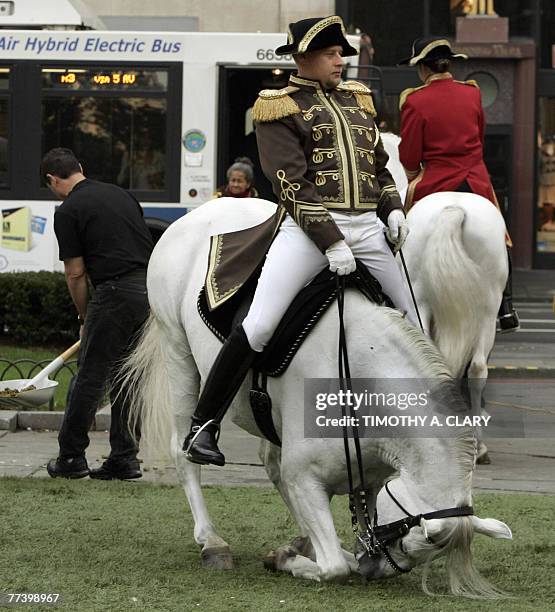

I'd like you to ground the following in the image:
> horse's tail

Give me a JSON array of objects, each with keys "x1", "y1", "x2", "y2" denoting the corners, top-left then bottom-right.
[
  {"x1": 120, "y1": 312, "x2": 173, "y2": 464},
  {"x1": 421, "y1": 205, "x2": 482, "y2": 377}
]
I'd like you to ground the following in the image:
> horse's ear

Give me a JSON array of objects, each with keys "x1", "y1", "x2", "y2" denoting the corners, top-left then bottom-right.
[
  {"x1": 420, "y1": 517, "x2": 444, "y2": 541},
  {"x1": 471, "y1": 516, "x2": 512, "y2": 540}
]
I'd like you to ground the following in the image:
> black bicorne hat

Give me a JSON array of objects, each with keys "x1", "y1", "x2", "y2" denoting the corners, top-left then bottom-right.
[
  {"x1": 275, "y1": 15, "x2": 358, "y2": 57},
  {"x1": 397, "y1": 36, "x2": 468, "y2": 66}
]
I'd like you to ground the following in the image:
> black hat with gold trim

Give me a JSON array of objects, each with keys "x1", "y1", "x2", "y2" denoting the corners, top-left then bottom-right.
[
  {"x1": 398, "y1": 36, "x2": 468, "y2": 66},
  {"x1": 275, "y1": 15, "x2": 358, "y2": 57}
]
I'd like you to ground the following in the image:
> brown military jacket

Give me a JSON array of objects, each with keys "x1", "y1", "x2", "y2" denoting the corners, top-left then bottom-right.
[
  {"x1": 253, "y1": 74, "x2": 403, "y2": 252},
  {"x1": 204, "y1": 76, "x2": 402, "y2": 311}
]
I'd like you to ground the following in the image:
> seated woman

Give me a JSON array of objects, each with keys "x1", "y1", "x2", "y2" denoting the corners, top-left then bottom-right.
[{"x1": 215, "y1": 157, "x2": 259, "y2": 198}]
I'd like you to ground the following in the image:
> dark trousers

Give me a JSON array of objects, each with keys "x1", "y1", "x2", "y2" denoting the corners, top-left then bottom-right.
[
  {"x1": 455, "y1": 179, "x2": 473, "y2": 193},
  {"x1": 454, "y1": 179, "x2": 515, "y2": 315},
  {"x1": 59, "y1": 271, "x2": 149, "y2": 461}
]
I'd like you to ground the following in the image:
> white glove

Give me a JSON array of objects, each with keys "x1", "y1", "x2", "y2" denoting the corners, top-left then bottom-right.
[
  {"x1": 386, "y1": 209, "x2": 409, "y2": 253},
  {"x1": 325, "y1": 240, "x2": 356, "y2": 276}
]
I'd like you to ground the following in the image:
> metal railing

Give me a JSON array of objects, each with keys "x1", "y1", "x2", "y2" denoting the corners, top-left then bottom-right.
[{"x1": 0, "y1": 359, "x2": 78, "y2": 411}]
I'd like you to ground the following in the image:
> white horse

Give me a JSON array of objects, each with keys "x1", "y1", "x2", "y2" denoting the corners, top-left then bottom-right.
[
  {"x1": 383, "y1": 132, "x2": 509, "y2": 460},
  {"x1": 121, "y1": 198, "x2": 511, "y2": 597}
]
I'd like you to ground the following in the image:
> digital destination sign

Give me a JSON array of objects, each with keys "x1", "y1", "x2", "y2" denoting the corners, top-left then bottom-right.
[{"x1": 41, "y1": 67, "x2": 167, "y2": 91}]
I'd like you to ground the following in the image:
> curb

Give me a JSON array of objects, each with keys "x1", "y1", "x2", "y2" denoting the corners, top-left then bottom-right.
[
  {"x1": 0, "y1": 406, "x2": 111, "y2": 432},
  {"x1": 488, "y1": 366, "x2": 555, "y2": 379},
  {"x1": 513, "y1": 296, "x2": 554, "y2": 304}
]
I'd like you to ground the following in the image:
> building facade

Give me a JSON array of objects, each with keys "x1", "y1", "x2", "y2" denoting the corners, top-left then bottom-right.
[{"x1": 83, "y1": 0, "x2": 335, "y2": 33}]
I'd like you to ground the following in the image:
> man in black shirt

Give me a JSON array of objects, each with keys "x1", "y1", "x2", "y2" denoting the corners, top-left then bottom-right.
[{"x1": 41, "y1": 148, "x2": 153, "y2": 480}]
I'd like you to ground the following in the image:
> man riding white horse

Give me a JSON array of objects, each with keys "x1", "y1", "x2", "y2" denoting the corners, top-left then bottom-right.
[
  {"x1": 183, "y1": 16, "x2": 419, "y2": 467},
  {"x1": 397, "y1": 36, "x2": 519, "y2": 334}
]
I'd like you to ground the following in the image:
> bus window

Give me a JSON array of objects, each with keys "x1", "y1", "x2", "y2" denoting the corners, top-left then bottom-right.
[
  {"x1": 42, "y1": 97, "x2": 166, "y2": 191},
  {"x1": 41, "y1": 66, "x2": 170, "y2": 196}
]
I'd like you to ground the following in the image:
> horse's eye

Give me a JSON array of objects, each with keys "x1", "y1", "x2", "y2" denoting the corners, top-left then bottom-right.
[{"x1": 426, "y1": 536, "x2": 434, "y2": 545}]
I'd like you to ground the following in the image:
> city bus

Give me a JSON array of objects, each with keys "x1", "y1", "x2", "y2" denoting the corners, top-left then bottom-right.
[{"x1": 0, "y1": 27, "x2": 360, "y2": 273}]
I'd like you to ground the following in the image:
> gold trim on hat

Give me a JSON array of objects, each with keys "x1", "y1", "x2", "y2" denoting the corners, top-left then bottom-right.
[
  {"x1": 298, "y1": 15, "x2": 345, "y2": 54},
  {"x1": 409, "y1": 39, "x2": 468, "y2": 66},
  {"x1": 287, "y1": 26, "x2": 293, "y2": 44}
]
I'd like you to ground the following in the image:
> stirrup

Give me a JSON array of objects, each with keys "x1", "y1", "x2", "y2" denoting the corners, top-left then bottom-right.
[{"x1": 184, "y1": 419, "x2": 220, "y2": 457}]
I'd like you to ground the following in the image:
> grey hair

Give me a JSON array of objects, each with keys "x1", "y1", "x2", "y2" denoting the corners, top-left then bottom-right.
[{"x1": 226, "y1": 157, "x2": 254, "y2": 183}]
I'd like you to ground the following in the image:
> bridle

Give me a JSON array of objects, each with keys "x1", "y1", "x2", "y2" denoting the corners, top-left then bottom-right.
[
  {"x1": 371, "y1": 481, "x2": 474, "y2": 573},
  {"x1": 335, "y1": 276, "x2": 474, "y2": 575}
]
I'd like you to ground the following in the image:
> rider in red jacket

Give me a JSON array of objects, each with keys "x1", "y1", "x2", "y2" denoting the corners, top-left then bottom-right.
[{"x1": 398, "y1": 36, "x2": 519, "y2": 333}]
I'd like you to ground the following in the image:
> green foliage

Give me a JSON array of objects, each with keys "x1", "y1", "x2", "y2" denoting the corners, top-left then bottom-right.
[{"x1": 0, "y1": 271, "x2": 78, "y2": 345}]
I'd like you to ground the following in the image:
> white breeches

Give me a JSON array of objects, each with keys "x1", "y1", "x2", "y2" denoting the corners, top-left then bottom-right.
[{"x1": 242, "y1": 212, "x2": 418, "y2": 352}]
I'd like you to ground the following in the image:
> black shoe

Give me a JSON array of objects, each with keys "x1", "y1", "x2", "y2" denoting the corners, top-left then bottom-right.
[
  {"x1": 47, "y1": 456, "x2": 89, "y2": 479},
  {"x1": 89, "y1": 459, "x2": 142, "y2": 480},
  {"x1": 182, "y1": 325, "x2": 255, "y2": 467},
  {"x1": 497, "y1": 310, "x2": 520, "y2": 333},
  {"x1": 184, "y1": 422, "x2": 225, "y2": 466}
]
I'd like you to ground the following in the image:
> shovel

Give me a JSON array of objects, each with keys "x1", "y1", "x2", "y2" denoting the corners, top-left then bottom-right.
[{"x1": 0, "y1": 340, "x2": 81, "y2": 409}]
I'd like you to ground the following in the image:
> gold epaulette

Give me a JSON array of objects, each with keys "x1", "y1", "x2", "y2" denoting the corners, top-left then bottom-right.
[
  {"x1": 457, "y1": 79, "x2": 479, "y2": 89},
  {"x1": 252, "y1": 86, "x2": 301, "y2": 123},
  {"x1": 337, "y1": 80, "x2": 376, "y2": 117},
  {"x1": 399, "y1": 84, "x2": 428, "y2": 111}
]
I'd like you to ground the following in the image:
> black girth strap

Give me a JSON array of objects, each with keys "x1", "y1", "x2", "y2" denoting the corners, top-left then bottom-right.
[{"x1": 249, "y1": 370, "x2": 282, "y2": 447}]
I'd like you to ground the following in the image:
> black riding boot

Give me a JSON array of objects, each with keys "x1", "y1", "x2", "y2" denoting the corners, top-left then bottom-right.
[
  {"x1": 183, "y1": 324, "x2": 255, "y2": 466},
  {"x1": 497, "y1": 247, "x2": 520, "y2": 333}
]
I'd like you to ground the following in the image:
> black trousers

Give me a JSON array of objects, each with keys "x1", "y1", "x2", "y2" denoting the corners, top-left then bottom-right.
[{"x1": 58, "y1": 271, "x2": 149, "y2": 461}]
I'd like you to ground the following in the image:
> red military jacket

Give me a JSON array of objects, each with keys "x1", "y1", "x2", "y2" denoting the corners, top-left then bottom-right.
[{"x1": 399, "y1": 73, "x2": 495, "y2": 209}]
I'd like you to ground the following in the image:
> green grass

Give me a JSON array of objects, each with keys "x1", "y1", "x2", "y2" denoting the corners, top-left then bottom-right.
[
  {"x1": 0, "y1": 343, "x2": 75, "y2": 410},
  {"x1": 0, "y1": 480, "x2": 553, "y2": 612}
]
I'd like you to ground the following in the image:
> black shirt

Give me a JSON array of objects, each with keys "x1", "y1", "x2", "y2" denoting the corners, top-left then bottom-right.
[{"x1": 54, "y1": 179, "x2": 153, "y2": 286}]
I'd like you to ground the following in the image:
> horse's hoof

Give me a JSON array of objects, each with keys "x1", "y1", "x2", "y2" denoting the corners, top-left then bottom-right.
[
  {"x1": 263, "y1": 545, "x2": 297, "y2": 572},
  {"x1": 263, "y1": 550, "x2": 278, "y2": 572},
  {"x1": 476, "y1": 451, "x2": 491, "y2": 465},
  {"x1": 201, "y1": 546, "x2": 234, "y2": 570},
  {"x1": 290, "y1": 535, "x2": 313, "y2": 558},
  {"x1": 476, "y1": 441, "x2": 491, "y2": 465}
]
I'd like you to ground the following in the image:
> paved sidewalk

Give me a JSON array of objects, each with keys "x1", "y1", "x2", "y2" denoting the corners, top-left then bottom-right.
[
  {"x1": 1, "y1": 418, "x2": 554, "y2": 494},
  {"x1": 485, "y1": 268, "x2": 555, "y2": 372},
  {"x1": 512, "y1": 268, "x2": 555, "y2": 302}
]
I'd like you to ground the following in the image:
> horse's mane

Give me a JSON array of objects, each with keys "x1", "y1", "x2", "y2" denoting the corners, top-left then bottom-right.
[
  {"x1": 380, "y1": 306, "x2": 476, "y2": 485},
  {"x1": 376, "y1": 310, "x2": 498, "y2": 598},
  {"x1": 379, "y1": 307, "x2": 451, "y2": 380},
  {"x1": 378, "y1": 309, "x2": 500, "y2": 598},
  {"x1": 419, "y1": 516, "x2": 508, "y2": 599}
]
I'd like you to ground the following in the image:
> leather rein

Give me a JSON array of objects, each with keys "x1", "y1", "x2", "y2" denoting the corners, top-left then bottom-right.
[{"x1": 335, "y1": 275, "x2": 474, "y2": 574}]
